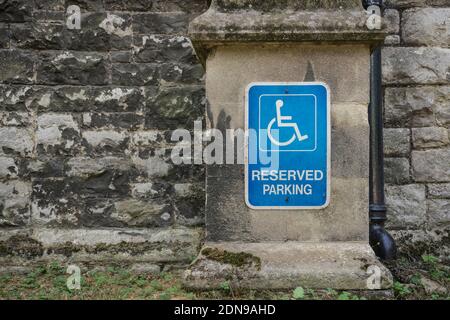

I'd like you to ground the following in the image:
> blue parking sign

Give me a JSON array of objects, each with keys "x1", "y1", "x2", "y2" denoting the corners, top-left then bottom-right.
[{"x1": 245, "y1": 82, "x2": 330, "y2": 209}]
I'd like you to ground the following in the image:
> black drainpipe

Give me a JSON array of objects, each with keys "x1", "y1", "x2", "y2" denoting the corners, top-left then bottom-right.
[{"x1": 363, "y1": 0, "x2": 397, "y2": 260}]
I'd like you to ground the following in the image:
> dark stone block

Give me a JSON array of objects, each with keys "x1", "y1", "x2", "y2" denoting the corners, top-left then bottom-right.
[
  {"x1": 0, "y1": 24, "x2": 9, "y2": 48},
  {"x1": 133, "y1": 13, "x2": 190, "y2": 34},
  {"x1": 0, "y1": 85, "x2": 33, "y2": 111},
  {"x1": 66, "y1": 0, "x2": 105, "y2": 11},
  {"x1": 0, "y1": 0, "x2": 32, "y2": 22},
  {"x1": 28, "y1": 86, "x2": 144, "y2": 113},
  {"x1": 34, "y1": 0, "x2": 65, "y2": 11},
  {"x1": 36, "y1": 51, "x2": 110, "y2": 85},
  {"x1": 0, "y1": 50, "x2": 35, "y2": 84},
  {"x1": 145, "y1": 86, "x2": 205, "y2": 129},
  {"x1": 83, "y1": 113, "x2": 144, "y2": 130},
  {"x1": 104, "y1": 0, "x2": 207, "y2": 12},
  {"x1": 65, "y1": 13, "x2": 132, "y2": 51},
  {"x1": 152, "y1": 0, "x2": 208, "y2": 13},
  {"x1": 111, "y1": 51, "x2": 132, "y2": 63},
  {"x1": 134, "y1": 35, "x2": 196, "y2": 64},
  {"x1": 160, "y1": 63, "x2": 204, "y2": 84},
  {"x1": 112, "y1": 63, "x2": 158, "y2": 86},
  {"x1": 20, "y1": 157, "x2": 66, "y2": 178},
  {"x1": 10, "y1": 22, "x2": 66, "y2": 50}
]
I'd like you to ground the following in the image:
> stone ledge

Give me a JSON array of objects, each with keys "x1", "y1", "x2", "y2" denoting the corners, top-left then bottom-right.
[
  {"x1": 0, "y1": 227, "x2": 202, "y2": 265},
  {"x1": 190, "y1": 10, "x2": 388, "y2": 43},
  {"x1": 184, "y1": 241, "x2": 393, "y2": 290}
]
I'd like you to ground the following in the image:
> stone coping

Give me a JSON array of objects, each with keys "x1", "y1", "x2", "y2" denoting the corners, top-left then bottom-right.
[
  {"x1": 189, "y1": 2, "x2": 389, "y2": 64},
  {"x1": 210, "y1": 0, "x2": 363, "y2": 12}
]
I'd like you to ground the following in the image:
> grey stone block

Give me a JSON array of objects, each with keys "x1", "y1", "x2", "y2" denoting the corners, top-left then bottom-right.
[
  {"x1": 384, "y1": 128, "x2": 410, "y2": 156},
  {"x1": 0, "y1": 50, "x2": 35, "y2": 84},
  {"x1": 428, "y1": 183, "x2": 450, "y2": 199},
  {"x1": 384, "y1": 86, "x2": 449, "y2": 128},
  {"x1": 111, "y1": 63, "x2": 158, "y2": 86},
  {"x1": 0, "y1": 127, "x2": 34, "y2": 156},
  {"x1": 412, "y1": 127, "x2": 449, "y2": 149},
  {"x1": 383, "y1": 47, "x2": 450, "y2": 85},
  {"x1": 0, "y1": 181, "x2": 31, "y2": 227},
  {"x1": 402, "y1": 8, "x2": 450, "y2": 46},
  {"x1": 0, "y1": 156, "x2": 18, "y2": 179},
  {"x1": 36, "y1": 51, "x2": 110, "y2": 85},
  {"x1": 133, "y1": 13, "x2": 190, "y2": 34},
  {"x1": 412, "y1": 148, "x2": 450, "y2": 182},
  {"x1": 428, "y1": 199, "x2": 450, "y2": 226},
  {"x1": 0, "y1": 0, "x2": 32, "y2": 22},
  {"x1": 385, "y1": 158, "x2": 410, "y2": 184},
  {"x1": 386, "y1": 184, "x2": 427, "y2": 228},
  {"x1": 184, "y1": 242, "x2": 393, "y2": 290}
]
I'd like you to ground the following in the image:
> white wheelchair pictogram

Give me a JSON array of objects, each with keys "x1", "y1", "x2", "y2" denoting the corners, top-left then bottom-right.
[{"x1": 267, "y1": 99, "x2": 309, "y2": 147}]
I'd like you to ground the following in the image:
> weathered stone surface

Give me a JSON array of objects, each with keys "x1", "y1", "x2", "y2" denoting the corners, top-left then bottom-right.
[
  {"x1": 0, "y1": 181, "x2": 31, "y2": 227},
  {"x1": 0, "y1": 127, "x2": 33, "y2": 156},
  {"x1": 82, "y1": 130, "x2": 129, "y2": 155},
  {"x1": 0, "y1": 111, "x2": 32, "y2": 126},
  {"x1": 384, "y1": 86, "x2": 449, "y2": 128},
  {"x1": 385, "y1": 158, "x2": 410, "y2": 184},
  {"x1": 0, "y1": 24, "x2": 9, "y2": 48},
  {"x1": 34, "y1": 0, "x2": 66, "y2": 11},
  {"x1": 0, "y1": 50, "x2": 35, "y2": 84},
  {"x1": 402, "y1": 8, "x2": 450, "y2": 46},
  {"x1": 385, "y1": 0, "x2": 450, "y2": 8},
  {"x1": 428, "y1": 183, "x2": 450, "y2": 199},
  {"x1": 210, "y1": 0, "x2": 363, "y2": 11},
  {"x1": 82, "y1": 113, "x2": 144, "y2": 130},
  {"x1": 386, "y1": 184, "x2": 427, "y2": 228},
  {"x1": 36, "y1": 113, "x2": 81, "y2": 156},
  {"x1": 384, "y1": 128, "x2": 410, "y2": 156},
  {"x1": 66, "y1": 156, "x2": 135, "y2": 177},
  {"x1": 184, "y1": 242, "x2": 393, "y2": 290},
  {"x1": 133, "y1": 35, "x2": 196, "y2": 64},
  {"x1": 113, "y1": 199, "x2": 173, "y2": 227},
  {"x1": 36, "y1": 51, "x2": 110, "y2": 85},
  {"x1": 133, "y1": 13, "x2": 190, "y2": 34},
  {"x1": 383, "y1": 47, "x2": 450, "y2": 85},
  {"x1": 0, "y1": 156, "x2": 18, "y2": 179},
  {"x1": 10, "y1": 22, "x2": 66, "y2": 50},
  {"x1": 412, "y1": 127, "x2": 449, "y2": 149},
  {"x1": 66, "y1": 0, "x2": 105, "y2": 11},
  {"x1": 145, "y1": 86, "x2": 205, "y2": 130},
  {"x1": 428, "y1": 199, "x2": 450, "y2": 226},
  {"x1": 384, "y1": 35, "x2": 400, "y2": 45},
  {"x1": 0, "y1": 85, "x2": 33, "y2": 111},
  {"x1": 384, "y1": 9, "x2": 400, "y2": 34},
  {"x1": 0, "y1": 227, "x2": 202, "y2": 264},
  {"x1": 104, "y1": 0, "x2": 208, "y2": 12},
  {"x1": 0, "y1": 0, "x2": 32, "y2": 22},
  {"x1": 111, "y1": 63, "x2": 158, "y2": 86},
  {"x1": 412, "y1": 149, "x2": 450, "y2": 182},
  {"x1": 27, "y1": 86, "x2": 144, "y2": 112}
]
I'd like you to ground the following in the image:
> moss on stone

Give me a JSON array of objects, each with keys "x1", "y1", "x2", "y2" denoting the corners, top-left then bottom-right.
[
  {"x1": 0, "y1": 235, "x2": 44, "y2": 259},
  {"x1": 201, "y1": 247, "x2": 261, "y2": 269}
]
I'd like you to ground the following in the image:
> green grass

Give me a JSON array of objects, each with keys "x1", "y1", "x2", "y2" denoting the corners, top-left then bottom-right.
[{"x1": 0, "y1": 257, "x2": 449, "y2": 300}]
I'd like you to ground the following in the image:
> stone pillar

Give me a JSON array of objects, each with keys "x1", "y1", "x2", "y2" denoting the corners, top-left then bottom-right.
[{"x1": 184, "y1": 0, "x2": 393, "y2": 291}]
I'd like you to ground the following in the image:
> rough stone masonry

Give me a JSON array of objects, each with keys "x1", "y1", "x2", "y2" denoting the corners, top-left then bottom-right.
[{"x1": 0, "y1": 0, "x2": 448, "y2": 272}]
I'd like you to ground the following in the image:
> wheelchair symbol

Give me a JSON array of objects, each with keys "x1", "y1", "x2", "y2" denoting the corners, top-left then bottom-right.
[{"x1": 267, "y1": 99, "x2": 309, "y2": 147}]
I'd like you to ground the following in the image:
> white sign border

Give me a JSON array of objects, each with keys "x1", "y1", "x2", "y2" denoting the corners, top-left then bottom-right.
[{"x1": 244, "y1": 82, "x2": 331, "y2": 210}]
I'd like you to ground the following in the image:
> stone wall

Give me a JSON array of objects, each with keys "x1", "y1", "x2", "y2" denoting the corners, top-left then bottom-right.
[
  {"x1": 0, "y1": 0, "x2": 448, "y2": 271},
  {"x1": 0, "y1": 0, "x2": 207, "y2": 272},
  {"x1": 383, "y1": 0, "x2": 449, "y2": 258}
]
